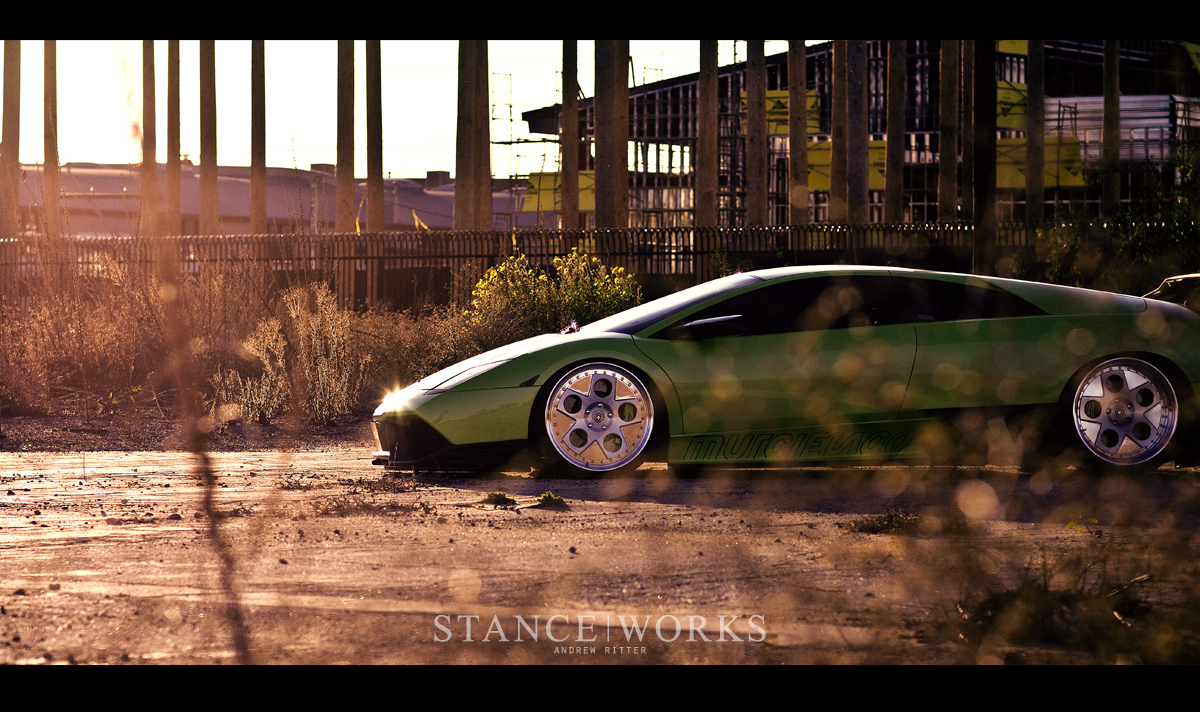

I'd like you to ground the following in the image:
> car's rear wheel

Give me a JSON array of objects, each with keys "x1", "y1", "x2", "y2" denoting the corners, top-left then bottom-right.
[
  {"x1": 1070, "y1": 357, "x2": 1180, "y2": 475},
  {"x1": 539, "y1": 363, "x2": 655, "y2": 477}
]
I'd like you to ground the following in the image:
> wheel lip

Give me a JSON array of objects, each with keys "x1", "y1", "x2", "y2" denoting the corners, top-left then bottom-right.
[
  {"x1": 544, "y1": 362, "x2": 654, "y2": 473},
  {"x1": 1072, "y1": 357, "x2": 1178, "y2": 466}
]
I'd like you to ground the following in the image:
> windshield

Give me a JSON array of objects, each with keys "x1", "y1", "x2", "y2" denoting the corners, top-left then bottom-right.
[{"x1": 579, "y1": 273, "x2": 763, "y2": 335}]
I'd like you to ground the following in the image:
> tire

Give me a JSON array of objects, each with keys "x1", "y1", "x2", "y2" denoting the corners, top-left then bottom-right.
[
  {"x1": 537, "y1": 362, "x2": 656, "y2": 477},
  {"x1": 1070, "y1": 357, "x2": 1181, "y2": 475}
]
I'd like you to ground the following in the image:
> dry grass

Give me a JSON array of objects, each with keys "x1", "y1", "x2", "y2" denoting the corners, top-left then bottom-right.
[
  {"x1": 283, "y1": 283, "x2": 364, "y2": 425},
  {"x1": 275, "y1": 476, "x2": 335, "y2": 492},
  {"x1": 0, "y1": 268, "x2": 476, "y2": 424},
  {"x1": 845, "y1": 505, "x2": 922, "y2": 535},
  {"x1": 0, "y1": 250, "x2": 644, "y2": 428},
  {"x1": 310, "y1": 493, "x2": 433, "y2": 518},
  {"x1": 482, "y1": 491, "x2": 517, "y2": 506}
]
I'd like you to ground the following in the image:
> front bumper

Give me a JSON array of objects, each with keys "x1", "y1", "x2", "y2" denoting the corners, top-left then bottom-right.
[{"x1": 372, "y1": 415, "x2": 525, "y2": 472}]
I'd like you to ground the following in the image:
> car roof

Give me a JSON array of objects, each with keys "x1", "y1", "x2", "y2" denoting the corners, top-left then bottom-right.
[
  {"x1": 748, "y1": 265, "x2": 928, "y2": 281},
  {"x1": 748, "y1": 265, "x2": 902, "y2": 278},
  {"x1": 743, "y1": 265, "x2": 1147, "y2": 316}
]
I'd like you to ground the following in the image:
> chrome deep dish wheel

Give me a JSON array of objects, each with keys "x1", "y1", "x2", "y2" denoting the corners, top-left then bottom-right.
[
  {"x1": 1073, "y1": 358, "x2": 1178, "y2": 467},
  {"x1": 545, "y1": 363, "x2": 654, "y2": 472}
]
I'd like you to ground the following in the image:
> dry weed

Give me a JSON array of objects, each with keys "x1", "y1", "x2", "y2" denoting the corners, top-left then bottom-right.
[{"x1": 283, "y1": 283, "x2": 367, "y2": 424}]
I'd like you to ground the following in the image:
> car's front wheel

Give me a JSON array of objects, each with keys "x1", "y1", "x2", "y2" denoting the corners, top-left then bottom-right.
[
  {"x1": 538, "y1": 363, "x2": 655, "y2": 477},
  {"x1": 1071, "y1": 357, "x2": 1181, "y2": 474}
]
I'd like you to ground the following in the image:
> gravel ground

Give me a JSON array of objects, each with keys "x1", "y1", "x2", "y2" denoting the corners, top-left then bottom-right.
[{"x1": 2, "y1": 436, "x2": 1199, "y2": 664}]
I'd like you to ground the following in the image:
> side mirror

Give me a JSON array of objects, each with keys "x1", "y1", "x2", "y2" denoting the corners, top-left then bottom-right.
[{"x1": 667, "y1": 315, "x2": 747, "y2": 341}]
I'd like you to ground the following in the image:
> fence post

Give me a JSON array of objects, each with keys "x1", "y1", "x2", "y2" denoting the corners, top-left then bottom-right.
[
  {"x1": 333, "y1": 233, "x2": 355, "y2": 310},
  {"x1": 365, "y1": 232, "x2": 381, "y2": 309}
]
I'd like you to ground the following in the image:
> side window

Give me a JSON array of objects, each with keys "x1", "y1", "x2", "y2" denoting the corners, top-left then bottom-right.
[
  {"x1": 889, "y1": 277, "x2": 1046, "y2": 323},
  {"x1": 655, "y1": 276, "x2": 894, "y2": 338}
]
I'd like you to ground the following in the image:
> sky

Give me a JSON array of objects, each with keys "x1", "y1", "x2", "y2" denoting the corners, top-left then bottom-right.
[{"x1": 3, "y1": 40, "x2": 797, "y2": 181}]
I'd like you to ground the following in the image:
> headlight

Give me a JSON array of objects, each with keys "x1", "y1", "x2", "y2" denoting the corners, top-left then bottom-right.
[
  {"x1": 375, "y1": 390, "x2": 411, "y2": 416},
  {"x1": 375, "y1": 359, "x2": 513, "y2": 416}
]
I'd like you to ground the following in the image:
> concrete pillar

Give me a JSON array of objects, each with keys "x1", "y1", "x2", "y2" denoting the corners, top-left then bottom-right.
[
  {"x1": 365, "y1": 40, "x2": 383, "y2": 306},
  {"x1": 250, "y1": 40, "x2": 266, "y2": 234},
  {"x1": 788, "y1": 40, "x2": 809, "y2": 225},
  {"x1": 455, "y1": 40, "x2": 491, "y2": 231},
  {"x1": 366, "y1": 40, "x2": 383, "y2": 232},
  {"x1": 884, "y1": 40, "x2": 906, "y2": 224},
  {"x1": 43, "y1": 40, "x2": 61, "y2": 241},
  {"x1": 961, "y1": 40, "x2": 974, "y2": 222},
  {"x1": 199, "y1": 40, "x2": 219, "y2": 235},
  {"x1": 829, "y1": 40, "x2": 848, "y2": 223},
  {"x1": 846, "y1": 40, "x2": 869, "y2": 224},
  {"x1": 336, "y1": 40, "x2": 355, "y2": 233},
  {"x1": 454, "y1": 41, "x2": 478, "y2": 231},
  {"x1": 474, "y1": 42, "x2": 492, "y2": 231},
  {"x1": 973, "y1": 39, "x2": 997, "y2": 276},
  {"x1": 166, "y1": 40, "x2": 181, "y2": 236},
  {"x1": 561, "y1": 40, "x2": 579, "y2": 231},
  {"x1": 336, "y1": 40, "x2": 355, "y2": 309},
  {"x1": 1026, "y1": 39, "x2": 1045, "y2": 225},
  {"x1": 594, "y1": 40, "x2": 629, "y2": 229},
  {"x1": 2, "y1": 41, "x2": 20, "y2": 241},
  {"x1": 938, "y1": 39, "x2": 959, "y2": 222},
  {"x1": 745, "y1": 40, "x2": 768, "y2": 226},
  {"x1": 142, "y1": 40, "x2": 158, "y2": 239},
  {"x1": 1102, "y1": 40, "x2": 1120, "y2": 218},
  {"x1": 697, "y1": 40, "x2": 719, "y2": 228}
]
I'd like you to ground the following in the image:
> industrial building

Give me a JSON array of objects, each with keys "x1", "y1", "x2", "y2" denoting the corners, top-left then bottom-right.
[
  {"x1": 521, "y1": 40, "x2": 1200, "y2": 227},
  {"x1": 11, "y1": 162, "x2": 535, "y2": 238}
]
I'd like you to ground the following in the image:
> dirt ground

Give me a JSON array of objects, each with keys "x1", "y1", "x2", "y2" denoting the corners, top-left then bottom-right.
[
  {"x1": 0, "y1": 414, "x2": 376, "y2": 454},
  {"x1": 1, "y1": 417, "x2": 1199, "y2": 665}
]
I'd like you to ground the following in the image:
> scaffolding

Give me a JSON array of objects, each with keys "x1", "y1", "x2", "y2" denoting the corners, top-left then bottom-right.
[
  {"x1": 522, "y1": 39, "x2": 1200, "y2": 227},
  {"x1": 491, "y1": 70, "x2": 565, "y2": 230}
]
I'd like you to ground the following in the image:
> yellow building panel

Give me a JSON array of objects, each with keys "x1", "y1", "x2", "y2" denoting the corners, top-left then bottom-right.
[
  {"x1": 996, "y1": 136, "x2": 1085, "y2": 189},
  {"x1": 789, "y1": 136, "x2": 1082, "y2": 194},
  {"x1": 522, "y1": 171, "x2": 595, "y2": 213},
  {"x1": 998, "y1": 40, "x2": 1028, "y2": 55},
  {"x1": 807, "y1": 139, "x2": 831, "y2": 191},
  {"x1": 997, "y1": 81, "x2": 1027, "y2": 130},
  {"x1": 868, "y1": 140, "x2": 887, "y2": 191},
  {"x1": 740, "y1": 89, "x2": 820, "y2": 135},
  {"x1": 522, "y1": 138, "x2": 1081, "y2": 212},
  {"x1": 1185, "y1": 42, "x2": 1200, "y2": 76},
  {"x1": 805, "y1": 140, "x2": 887, "y2": 191}
]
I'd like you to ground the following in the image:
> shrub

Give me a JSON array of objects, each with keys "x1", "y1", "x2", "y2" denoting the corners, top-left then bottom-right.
[
  {"x1": 553, "y1": 249, "x2": 642, "y2": 329},
  {"x1": 0, "y1": 303, "x2": 56, "y2": 414},
  {"x1": 210, "y1": 318, "x2": 290, "y2": 424},
  {"x1": 0, "y1": 249, "x2": 640, "y2": 422},
  {"x1": 1014, "y1": 220, "x2": 1200, "y2": 295},
  {"x1": 462, "y1": 250, "x2": 642, "y2": 351},
  {"x1": 0, "y1": 257, "x2": 170, "y2": 416},
  {"x1": 178, "y1": 267, "x2": 272, "y2": 389},
  {"x1": 353, "y1": 304, "x2": 478, "y2": 410},
  {"x1": 464, "y1": 254, "x2": 557, "y2": 351},
  {"x1": 283, "y1": 283, "x2": 368, "y2": 425}
]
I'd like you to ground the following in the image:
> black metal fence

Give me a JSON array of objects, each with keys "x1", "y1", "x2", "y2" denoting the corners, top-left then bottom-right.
[{"x1": 0, "y1": 223, "x2": 1035, "y2": 311}]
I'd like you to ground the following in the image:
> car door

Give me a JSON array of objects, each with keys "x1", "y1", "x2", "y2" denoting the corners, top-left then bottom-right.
[
  {"x1": 890, "y1": 272, "x2": 1057, "y2": 414},
  {"x1": 635, "y1": 274, "x2": 918, "y2": 434}
]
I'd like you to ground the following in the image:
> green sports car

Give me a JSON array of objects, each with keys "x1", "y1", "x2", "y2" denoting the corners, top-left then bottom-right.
[{"x1": 371, "y1": 266, "x2": 1200, "y2": 476}]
